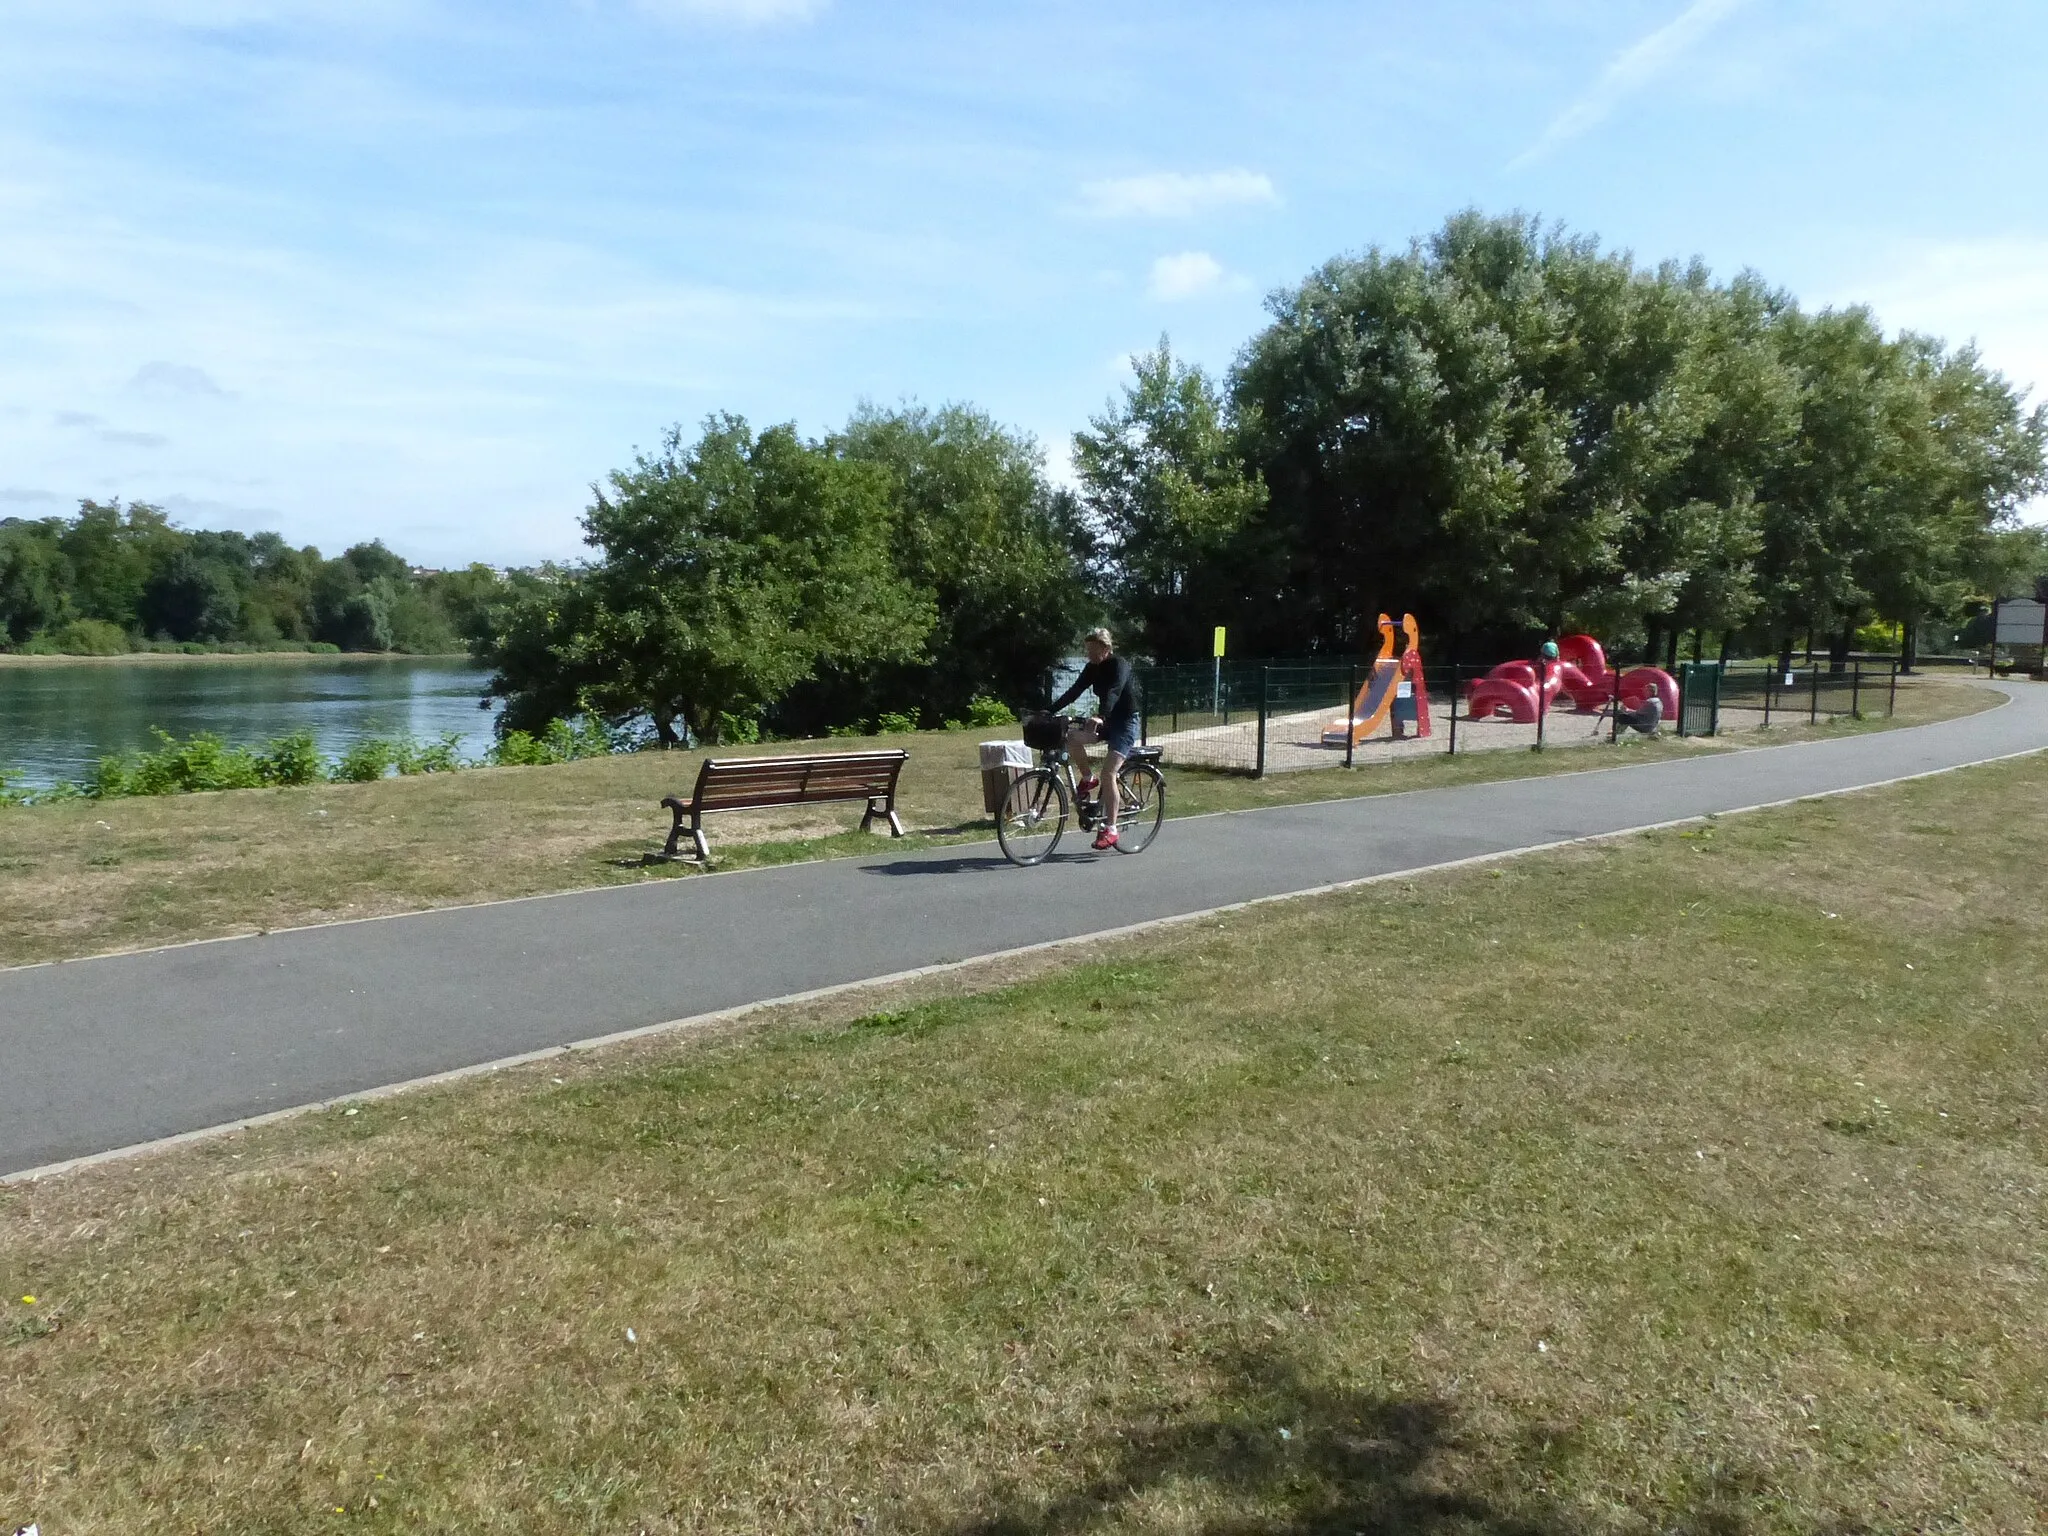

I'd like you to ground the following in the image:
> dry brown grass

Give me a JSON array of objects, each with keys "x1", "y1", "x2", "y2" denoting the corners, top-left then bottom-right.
[
  {"x1": 2, "y1": 744, "x2": 2044, "y2": 1532},
  {"x1": 0, "y1": 675, "x2": 1997, "y2": 970}
]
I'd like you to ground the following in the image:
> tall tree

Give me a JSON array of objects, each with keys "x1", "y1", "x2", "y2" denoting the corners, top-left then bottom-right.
[
  {"x1": 793, "y1": 400, "x2": 1092, "y2": 726},
  {"x1": 483, "y1": 416, "x2": 934, "y2": 744},
  {"x1": 1073, "y1": 341, "x2": 1266, "y2": 660}
]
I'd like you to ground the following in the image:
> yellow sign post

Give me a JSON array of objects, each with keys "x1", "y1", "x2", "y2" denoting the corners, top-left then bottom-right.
[
  {"x1": 1211, "y1": 627, "x2": 1225, "y2": 715},
  {"x1": 1213, "y1": 626, "x2": 1226, "y2": 658}
]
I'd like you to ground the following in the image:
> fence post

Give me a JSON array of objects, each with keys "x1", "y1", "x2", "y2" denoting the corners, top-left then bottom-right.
[
  {"x1": 1610, "y1": 665, "x2": 1621, "y2": 743},
  {"x1": 1809, "y1": 662, "x2": 1820, "y2": 725},
  {"x1": 1344, "y1": 660, "x2": 1356, "y2": 769},
  {"x1": 1255, "y1": 666, "x2": 1269, "y2": 778},
  {"x1": 1534, "y1": 664, "x2": 1547, "y2": 752},
  {"x1": 1676, "y1": 664, "x2": 1689, "y2": 738},
  {"x1": 1447, "y1": 666, "x2": 1459, "y2": 757},
  {"x1": 1851, "y1": 663, "x2": 1861, "y2": 720},
  {"x1": 1888, "y1": 662, "x2": 1898, "y2": 717},
  {"x1": 1763, "y1": 666, "x2": 1772, "y2": 728}
]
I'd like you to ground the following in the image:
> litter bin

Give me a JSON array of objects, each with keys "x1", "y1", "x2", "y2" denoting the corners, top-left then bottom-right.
[{"x1": 978, "y1": 740, "x2": 1033, "y2": 814}]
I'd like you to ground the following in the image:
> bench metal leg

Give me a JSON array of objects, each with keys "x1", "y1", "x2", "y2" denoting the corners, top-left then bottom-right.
[
  {"x1": 861, "y1": 798, "x2": 906, "y2": 838},
  {"x1": 663, "y1": 806, "x2": 712, "y2": 862}
]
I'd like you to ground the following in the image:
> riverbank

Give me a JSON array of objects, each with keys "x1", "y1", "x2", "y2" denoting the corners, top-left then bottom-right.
[
  {"x1": 0, "y1": 649, "x2": 469, "y2": 667},
  {"x1": 4, "y1": 748, "x2": 2043, "y2": 1530},
  {"x1": 0, "y1": 676, "x2": 1996, "y2": 969}
]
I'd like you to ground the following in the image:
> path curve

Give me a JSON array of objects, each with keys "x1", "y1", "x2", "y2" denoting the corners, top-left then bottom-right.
[{"x1": 6, "y1": 681, "x2": 2045, "y2": 1179}]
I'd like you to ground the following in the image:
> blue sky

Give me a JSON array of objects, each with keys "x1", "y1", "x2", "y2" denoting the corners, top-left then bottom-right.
[{"x1": 3, "y1": 0, "x2": 2044, "y2": 565}]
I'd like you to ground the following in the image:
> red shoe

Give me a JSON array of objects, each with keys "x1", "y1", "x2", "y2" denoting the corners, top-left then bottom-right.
[
  {"x1": 1076, "y1": 776, "x2": 1099, "y2": 796},
  {"x1": 1092, "y1": 826, "x2": 1119, "y2": 851}
]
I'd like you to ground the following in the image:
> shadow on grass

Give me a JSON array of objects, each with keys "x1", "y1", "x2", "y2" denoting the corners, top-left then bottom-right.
[{"x1": 946, "y1": 1349, "x2": 1782, "y2": 1536}]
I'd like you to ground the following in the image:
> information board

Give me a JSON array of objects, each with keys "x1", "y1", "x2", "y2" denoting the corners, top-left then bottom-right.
[{"x1": 1994, "y1": 598, "x2": 2048, "y2": 646}]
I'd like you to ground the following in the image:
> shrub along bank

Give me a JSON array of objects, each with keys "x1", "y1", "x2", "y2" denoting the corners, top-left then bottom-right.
[{"x1": 0, "y1": 719, "x2": 618, "y2": 806}]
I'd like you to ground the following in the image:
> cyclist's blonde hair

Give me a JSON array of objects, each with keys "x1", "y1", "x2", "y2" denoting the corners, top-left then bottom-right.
[{"x1": 1084, "y1": 626, "x2": 1113, "y2": 648}]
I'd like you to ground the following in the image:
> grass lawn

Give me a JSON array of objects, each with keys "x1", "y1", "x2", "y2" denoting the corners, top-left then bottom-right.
[
  {"x1": 4, "y1": 747, "x2": 2045, "y2": 1532},
  {"x1": 0, "y1": 676, "x2": 1996, "y2": 969}
]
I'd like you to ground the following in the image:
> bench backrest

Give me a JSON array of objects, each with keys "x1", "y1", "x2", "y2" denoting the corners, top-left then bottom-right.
[{"x1": 690, "y1": 750, "x2": 907, "y2": 813}]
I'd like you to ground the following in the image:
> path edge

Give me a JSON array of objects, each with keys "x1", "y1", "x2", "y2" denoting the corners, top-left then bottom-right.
[{"x1": 9, "y1": 733, "x2": 2042, "y2": 1187}]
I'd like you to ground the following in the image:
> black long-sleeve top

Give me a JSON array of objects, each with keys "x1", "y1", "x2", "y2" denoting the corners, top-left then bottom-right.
[{"x1": 1053, "y1": 654, "x2": 1140, "y2": 731}]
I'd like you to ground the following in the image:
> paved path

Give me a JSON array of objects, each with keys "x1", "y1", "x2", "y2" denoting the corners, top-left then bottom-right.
[{"x1": 6, "y1": 682, "x2": 2045, "y2": 1178}]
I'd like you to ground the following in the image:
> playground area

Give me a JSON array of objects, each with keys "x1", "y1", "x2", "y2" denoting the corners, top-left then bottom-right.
[{"x1": 1139, "y1": 618, "x2": 1889, "y2": 776}]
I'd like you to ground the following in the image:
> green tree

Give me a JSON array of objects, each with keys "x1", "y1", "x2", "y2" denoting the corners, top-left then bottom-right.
[
  {"x1": 0, "y1": 519, "x2": 72, "y2": 643},
  {"x1": 1229, "y1": 212, "x2": 1723, "y2": 656},
  {"x1": 778, "y1": 401, "x2": 1092, "y2": 728},
  {"x1": 59, "y1": 500, "x2": 170, "y2": 631},
  {"x1": 483, "y1": 415, "x2": 934, "y2": 745},
  {"x1": 141, "y1": 548, "x2": 244, "y2": 642},
  {"x1": 1073, "y1": 341, "x2": 1266, "y2": 660}
]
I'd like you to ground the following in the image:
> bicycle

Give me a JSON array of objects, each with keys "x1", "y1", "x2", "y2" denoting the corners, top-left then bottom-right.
[{"x1": 995, "y1": 713, "x2": 1167, "y2": 867}]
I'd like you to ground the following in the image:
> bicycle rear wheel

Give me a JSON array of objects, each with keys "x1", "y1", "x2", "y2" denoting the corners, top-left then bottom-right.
[
  {"x1": 1113, "y1": 761, "x2": 1166, "y2": 853},
  {"x1": 997, "y1": 769, "x2": 1068, "y2": 866}
]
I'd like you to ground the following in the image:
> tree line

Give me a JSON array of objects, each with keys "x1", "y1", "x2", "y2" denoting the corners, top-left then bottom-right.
[
  {"x1": 1080, "y1": 210, "x2": 2047, "y2": 674},
  {"x1": 13, "y1": 211, "x2": 2039, "y2": 747},
  {"x1": 0, "y1": 500, "x2": 509, "y2": 655},
  {"x1": 484, "y1": 212, "x2": 2044, "y2": 744}
]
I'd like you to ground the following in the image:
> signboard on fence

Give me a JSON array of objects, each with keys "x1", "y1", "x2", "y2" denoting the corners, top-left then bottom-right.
[{"x1": 1994, "y1": 598, "x2": 2048, "y2": 646}]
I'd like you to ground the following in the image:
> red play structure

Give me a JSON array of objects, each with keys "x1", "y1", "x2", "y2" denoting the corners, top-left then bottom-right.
[{"x1": 1463, "y1": 634, "x2": 1677, "y2": 724}]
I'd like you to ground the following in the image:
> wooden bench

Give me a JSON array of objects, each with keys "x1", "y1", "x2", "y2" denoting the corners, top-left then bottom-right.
[{"x1": 660, "y1": 749, "x2": 909, "y2": 862}]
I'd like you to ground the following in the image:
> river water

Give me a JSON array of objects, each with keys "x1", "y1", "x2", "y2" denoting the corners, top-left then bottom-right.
[{"x1": 0, "y1": 657, "x2": 497, "y2": 788}]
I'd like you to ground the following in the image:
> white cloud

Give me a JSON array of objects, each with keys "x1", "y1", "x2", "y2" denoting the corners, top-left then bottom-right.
[
  {"x1": 1511, "y1": 0, "x2": 1754, "y2": 168},
  {"x1": 632, "y1": 0, "x2": 827, "y2": 23},
  {"x1": 1147, "y1": 251, "x2": 1235, "y2": 302},
  {"x1": 1078, "y1": 169, "x2": 1278, "y2": 219}
]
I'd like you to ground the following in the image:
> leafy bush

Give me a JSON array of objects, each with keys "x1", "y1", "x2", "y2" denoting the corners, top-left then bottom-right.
[
  {"x1": 0, "y1": 768, "x2": 31, "y2": 808},
  {"x1": 965, "y1": 694, "x2": 1014, "y2": 727},
  {"x1": 257, "y1": 730, "x2": 327, "y2": 786},
  {"x1": 873, "y1": 711, "x2": 919, "y2": 734},
  {"x1": 488, "y1": 716, "x2": 616, "y2": 768},
  {"x1": 330, "y1": 738, "x2": 399, "y2": 783},
  {"x1": 43, "y1": 618, "x2": 131, "y2": 655},
  {"x1": 93, "y1": 729, "x2": 268, "y2": 797},
  {"x1": 395, "y1": 732, "x2": 464, "y2": 774},
  {"x1": 716, "y1": 712, "x2": 762, "y2": 745}
]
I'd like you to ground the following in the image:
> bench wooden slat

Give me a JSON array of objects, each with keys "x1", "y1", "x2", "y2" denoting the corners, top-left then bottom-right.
[{"x1": 659, "y1": 747, "x2": 910, "y2": 861}]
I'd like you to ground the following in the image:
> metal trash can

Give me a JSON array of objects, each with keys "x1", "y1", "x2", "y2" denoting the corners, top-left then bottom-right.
[{"x1": 978, "y1": 740, "x2": 1033, "y2": 814}]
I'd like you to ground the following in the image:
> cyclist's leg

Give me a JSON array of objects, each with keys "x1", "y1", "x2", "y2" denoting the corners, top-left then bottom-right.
[
  {"x1": 1065, "y1": 718, "x2": 1099, "y2": 785},
  {"x1": 1099, "y1": 715, "x2": 1137, "y2": 831}
]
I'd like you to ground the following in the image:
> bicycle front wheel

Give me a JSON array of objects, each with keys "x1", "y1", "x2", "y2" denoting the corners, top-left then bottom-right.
[
  {"x1": 1113, "y1": 761, "x2": 1166, "y2": 853},
  {"x1": 997, "y1": 769, "x2": 1068, "y2": 866}
]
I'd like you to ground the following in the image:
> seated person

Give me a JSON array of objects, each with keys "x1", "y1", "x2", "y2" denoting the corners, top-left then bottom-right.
[{"x1": 1615, "y1": 693, "x2": 1663, "y2": 736}]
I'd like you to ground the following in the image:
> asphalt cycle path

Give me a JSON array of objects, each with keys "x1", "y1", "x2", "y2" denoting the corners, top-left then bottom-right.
[{"x1": 6, "y1": 681, "x2": 2046, "y2": 1179}]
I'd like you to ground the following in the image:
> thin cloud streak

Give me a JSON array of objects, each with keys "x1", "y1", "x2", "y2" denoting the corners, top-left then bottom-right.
[
  {"x1": 632, "y1": 0, "x2": 828, "y2": 24},
  {"x1": 1511, "y1": 0, "x2": 1753, "y2": 168},
  {"x1": 1078, "y1": 169, "x2": 1278, "y2": 219}
]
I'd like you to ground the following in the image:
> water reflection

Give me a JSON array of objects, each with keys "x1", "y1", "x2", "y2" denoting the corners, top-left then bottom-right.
[{"x1": 0, "y1": 657, "x2": 496, "y2": 787}]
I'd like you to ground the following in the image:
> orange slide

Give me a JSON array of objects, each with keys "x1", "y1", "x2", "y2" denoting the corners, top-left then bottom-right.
[{"x1": 1322, "y1": 613, "x2": 1431, "y2": 747}]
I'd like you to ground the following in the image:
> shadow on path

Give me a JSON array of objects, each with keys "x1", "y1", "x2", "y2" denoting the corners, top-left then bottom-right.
[{"x1": 861, "y1": 854, "x2": 1018, "y2": 877}]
